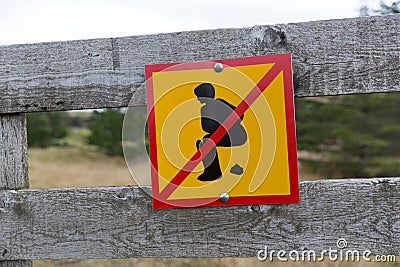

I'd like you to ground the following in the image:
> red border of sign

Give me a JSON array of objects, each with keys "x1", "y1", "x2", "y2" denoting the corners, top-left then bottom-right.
[{"x1": 145, "y1": 53, "x2": 299, "y2": 209}]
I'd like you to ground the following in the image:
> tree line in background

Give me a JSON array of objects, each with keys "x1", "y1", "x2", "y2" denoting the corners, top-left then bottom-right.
[
  {"x1": 87, "y1": 109, "x2": 125, "y2": 156},
  {"x1": 27, "y1": 108, "x2": 126, "y2": 156},
  {"x1": 27, "y1": 112, "x2": 69, "y2": 148},
  {"x1": 360, "y1": 0, "x2": 399, "y2": 15},
  {"x1": 27, "y1": 107, "x2": 148, "y2": 157},
  {"x1": 296, "y1": 94, "x2": 400, "y2": 177},
  {"x1": 26, "y1": 1, "x2": 399, "y2": 178}
]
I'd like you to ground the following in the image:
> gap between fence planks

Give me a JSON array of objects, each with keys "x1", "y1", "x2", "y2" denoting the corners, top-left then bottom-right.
[
  {"x1": 0, "y1": 14, "x2": 399, "y2": 114},
  {"x1": 0, "y1": 178, "x2": 399, "y2": 260}
]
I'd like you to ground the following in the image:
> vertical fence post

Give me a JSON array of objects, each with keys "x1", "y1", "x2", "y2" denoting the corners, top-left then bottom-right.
[{"x1": 0, "y1": 114, "x2": 32, "y2": 266}]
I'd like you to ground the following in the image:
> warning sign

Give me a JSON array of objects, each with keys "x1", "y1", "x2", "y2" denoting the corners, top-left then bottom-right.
[{"x1": 145, "y1": 53, "x2": 299, "y2": 209}]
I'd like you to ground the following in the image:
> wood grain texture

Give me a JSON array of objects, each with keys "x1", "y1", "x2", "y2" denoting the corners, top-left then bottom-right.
[
  {"x1": 0, "y1": 115, "x2": 28, "y2": 190},
  {"x1": 0, "y1": 14, "x2": 398, "y2": 113},
  {"x1": 0, "y1": 262, "x2": 31, "y2": 267},
  {"x1": 0, "y1": 178, "x2": 398, "y2": 260},
  {"x1": 0, "y1": 115, "x2": 31, "y2": 266}
]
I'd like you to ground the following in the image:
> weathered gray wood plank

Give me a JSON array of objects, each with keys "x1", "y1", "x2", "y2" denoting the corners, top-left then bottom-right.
[
  {"x1": 0, "y1": 262, "x2": 31, "y2": 267},
  {"x1": 0, "y1": 114, "x2": 31, "y2": 266},
  {"x1": 0, "y1": 178, "x2": 399, "y2": 260},
  {"x1": 0, "y1": 14, "x2": 398, "y2": 113},
  {"x1": 0, "y1": 115, "x2": 28, "y2": 189}
]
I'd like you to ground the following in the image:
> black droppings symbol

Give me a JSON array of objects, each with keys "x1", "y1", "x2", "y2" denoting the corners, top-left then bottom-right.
[{"x1": 230, "y1": 164, "x2": 244, "y2": 175}]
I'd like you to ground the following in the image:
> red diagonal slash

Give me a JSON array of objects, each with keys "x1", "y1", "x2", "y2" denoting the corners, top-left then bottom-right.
[{"x1": 159, "y1": 61, "x2": 284, "y2": 200}]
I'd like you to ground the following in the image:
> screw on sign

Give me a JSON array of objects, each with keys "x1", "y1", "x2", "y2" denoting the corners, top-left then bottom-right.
[{"x1": 145, "y1": 54, "x2": 299, "y2": 209}]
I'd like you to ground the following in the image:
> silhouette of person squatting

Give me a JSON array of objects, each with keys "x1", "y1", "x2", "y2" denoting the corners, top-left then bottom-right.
[{"x1": 194, "y1": 83, "x2": 247, "y2": 181}]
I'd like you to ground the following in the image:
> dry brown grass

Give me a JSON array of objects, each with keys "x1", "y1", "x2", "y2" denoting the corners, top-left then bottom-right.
[
  {"x1": 28, "y1": 127, "x2": 151, "y2": 188},
  {"x1": 29, "y1": 146, "x2": 134, "y2": 188}
]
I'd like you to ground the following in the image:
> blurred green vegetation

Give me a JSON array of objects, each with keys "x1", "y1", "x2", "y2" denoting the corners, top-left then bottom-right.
[
  {"x1": 295, "y1": 93, "x2": 400, "y2": 178},
  {"x1": 360, "y1": 0, "x2": 399, "y2": 15},
  {"x1": 27, "y1": 112, "x2": 68, "y2": 147},
  {"x1": 122, "y1": 106, "x2": 149, "y2": 159},
  {"x1": 26, "y1": 107, "x2": 148, "y2": 158},
  {"x1": 87, "y1": 108, "x2": 125, "y2": 156}
]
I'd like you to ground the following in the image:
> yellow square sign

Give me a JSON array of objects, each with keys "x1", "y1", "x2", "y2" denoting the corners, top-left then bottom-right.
[{"x1": 145, "y1": 54, "x2": 299, "y2": 209}]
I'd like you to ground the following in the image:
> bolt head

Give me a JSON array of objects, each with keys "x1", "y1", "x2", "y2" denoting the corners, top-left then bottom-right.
[
  {"x1": 214, "y1": 63, "x2": 224, "y2": 73},
  {"x1": 219, "y1": 192, "x2": 229, "y2": 202},
  {"x1": 251, "y1": 204, "x2": 260, "y2": 212}
]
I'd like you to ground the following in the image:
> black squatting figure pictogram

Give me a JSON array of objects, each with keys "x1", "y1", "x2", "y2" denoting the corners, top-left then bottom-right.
[{"x1": 194, "y1": 83, "x2": 248, "y2": 181}]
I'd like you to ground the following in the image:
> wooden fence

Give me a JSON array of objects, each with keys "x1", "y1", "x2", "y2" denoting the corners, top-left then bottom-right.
[{"x1": 0, "y1": 14, "x2": 399, "y2": 266}]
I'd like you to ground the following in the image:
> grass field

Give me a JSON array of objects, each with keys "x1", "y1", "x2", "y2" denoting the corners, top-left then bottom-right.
[
  {"x1": 29, "y1": 128, "x2": 143, "y2": 189},
  {"x1": 29, "y1": 128, "x2": 397, "y2": 267}
]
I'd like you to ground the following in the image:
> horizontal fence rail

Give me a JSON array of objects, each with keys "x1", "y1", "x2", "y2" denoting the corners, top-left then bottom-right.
[
  {"x1": 0, "y1": 178, "x2": 399, "y2": 260},
  {"x1": 0, "y1": 14, "x2": 399, "y2": 114}
]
